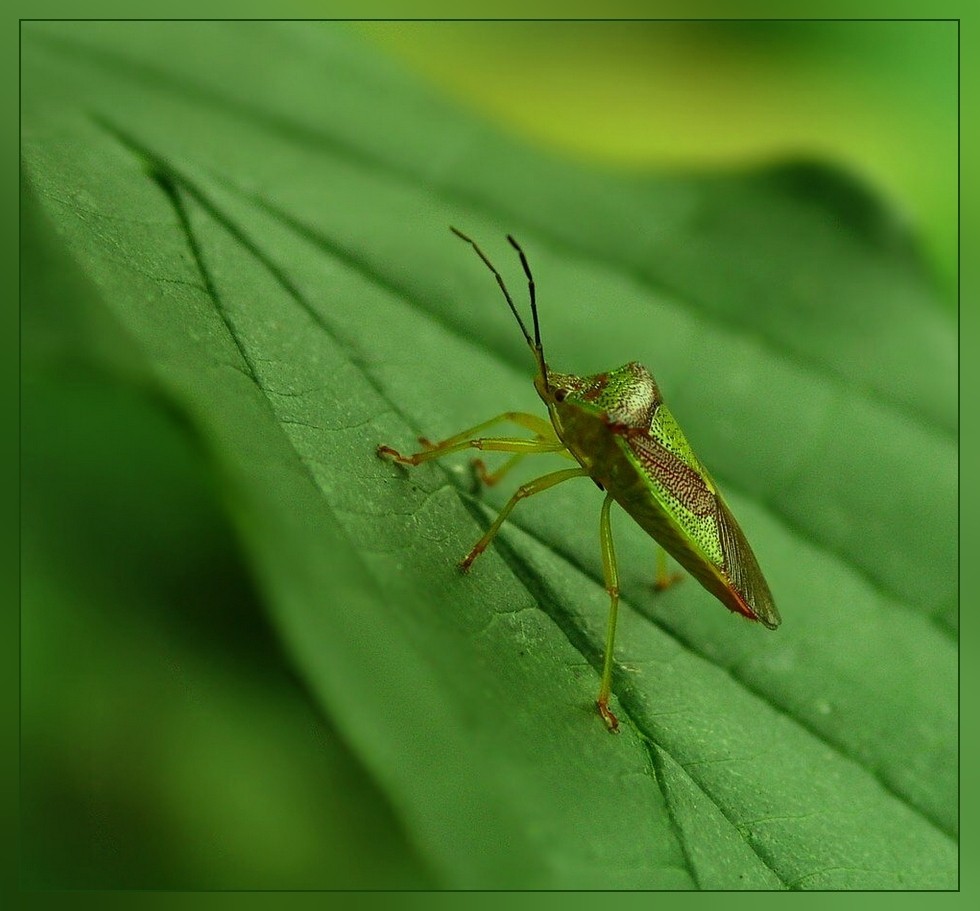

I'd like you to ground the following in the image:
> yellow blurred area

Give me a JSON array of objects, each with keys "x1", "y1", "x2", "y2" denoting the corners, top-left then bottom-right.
[{"x1": 361, "y1": 21, "x2": 957, "y2": 302}]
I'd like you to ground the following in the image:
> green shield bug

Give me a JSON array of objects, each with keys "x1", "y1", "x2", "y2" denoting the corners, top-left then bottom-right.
[{"x1": 379, "y1": 228, "x2": 780, "y2": 733}]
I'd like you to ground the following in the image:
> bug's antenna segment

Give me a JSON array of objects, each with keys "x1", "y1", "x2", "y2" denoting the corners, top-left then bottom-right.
[
  {"x1": 450, "y1": 226, "x2": 534, "y2": 351},
  {"x1": 506, "y1": 234, "x2": 540, "y2": 351}
]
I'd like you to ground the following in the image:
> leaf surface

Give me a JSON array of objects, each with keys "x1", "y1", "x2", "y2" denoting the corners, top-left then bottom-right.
[{"x1": 22, "y1": 22, "x2": 956, "y2": 889}]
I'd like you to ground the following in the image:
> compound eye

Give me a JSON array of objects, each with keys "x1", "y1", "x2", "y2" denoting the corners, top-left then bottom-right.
[{"x1": 554, "y1": 388, "x2": 568, "y2": 403}]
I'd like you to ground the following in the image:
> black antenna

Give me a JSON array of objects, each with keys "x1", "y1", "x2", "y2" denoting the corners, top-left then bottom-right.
[
  {"x1": 506, "y1": 234, "x2": 540, "y2": 351},
  {"x1": 450, "y1": 227, "x2": 549, "y2": 388},
  {"x1": 450, "y1": 226, "x2": 536, "y2": 351}
]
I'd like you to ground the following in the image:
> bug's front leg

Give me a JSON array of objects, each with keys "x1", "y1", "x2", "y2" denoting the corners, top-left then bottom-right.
[
  {"x1": 471, "y1": 451, "x2": 528, "y2": 488},
  {"x1": 378, "y1": 411, "x2": 558, "y2": 467},
  {"x1": 597, "y1": 492, "x2": 621, "y2": 734},
  {"x1": 378, "y1": 435, "x2": 564, "y2": 467}
]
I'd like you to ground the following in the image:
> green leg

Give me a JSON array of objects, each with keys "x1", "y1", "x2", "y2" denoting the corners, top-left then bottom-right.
[
  {"x1": 460, "y1": 467, "x2": 588, "y2": 571},
  {"x1": 411, "y1": 411, "x2": 558, "y2": 453},
  {"x1": 380, "y1": 412, "x2": 575, "y2": 486},
  {"x1": 472, "y1": 444, "x2": 579, "y2": 487},
  {"x1": 597, "y1": 493, "x2": 621, "y2": 733},
  {"x1": 378, "y1": 434, "x2": 565, "y2": 466},
  {"x1": 472, "y1": 451, "x2": 528, "y2": 487},
  {"x1": 654, "y1": 545, "x2": 684, "y2": 592}
]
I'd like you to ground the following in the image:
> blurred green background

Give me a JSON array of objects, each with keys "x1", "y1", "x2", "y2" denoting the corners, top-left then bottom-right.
[
  {"x1": 21, "y1": 20, "x2": 957, "y2": 890},
  {"x1": 362, "y1": 20, "x2": 957, "y2": 306}
]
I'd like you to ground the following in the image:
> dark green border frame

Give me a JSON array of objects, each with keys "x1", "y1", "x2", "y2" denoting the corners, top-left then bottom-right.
[{"x1": 11, "y1": 6, "x2": 966, "y2": 902}]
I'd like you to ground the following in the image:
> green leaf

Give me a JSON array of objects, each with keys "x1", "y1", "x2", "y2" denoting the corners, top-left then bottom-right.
[
  {"x1": 21, "y1": 371, "x2": 435, "y2": 889},
  {"x1": 22, "y1": 22, "x2": 956, "y2": 889}
]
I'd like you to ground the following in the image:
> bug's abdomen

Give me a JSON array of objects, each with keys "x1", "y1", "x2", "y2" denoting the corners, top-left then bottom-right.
[
  {"x1": 615, "y1": 467, "x2": 771, "y2": 623},
  {"x1": 558, "y1": 406, "x2": 777, "y2": 626}
]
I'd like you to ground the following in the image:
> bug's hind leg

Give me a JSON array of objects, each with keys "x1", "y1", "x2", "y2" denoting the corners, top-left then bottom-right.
[
  {"x1": 654, "y1": 545, "x2": 684, "y2": 592},
  {"x1": 597, "y1": 493, "x2": 621, "y2": 733}
]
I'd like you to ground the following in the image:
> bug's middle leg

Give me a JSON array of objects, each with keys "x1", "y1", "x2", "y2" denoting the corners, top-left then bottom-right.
[{"x1": 459, "y1": 466, "x2": 587, "y2": 571}]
